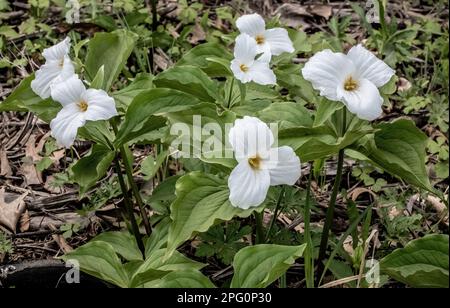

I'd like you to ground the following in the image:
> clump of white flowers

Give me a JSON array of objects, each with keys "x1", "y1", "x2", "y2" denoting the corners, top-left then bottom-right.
[
  {"x1": 230, "y1": 13, "x2": 294, "y2": 85},
  {"x1": 301, "y1": 44, "x2": 395, "y2": 121},
  {"x1": 31, "y1": 38, "x2": 118, "y2": 148}
]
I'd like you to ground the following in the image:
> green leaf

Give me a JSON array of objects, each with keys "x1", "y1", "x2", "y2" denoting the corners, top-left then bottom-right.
[
  {"x1": 314, "y1": 99, "x2": 344, "y2": 126},
  {"x1": 140, "y1": 150, "x2": 168, "y2": 180},
  {"x1": 85, "y1": 29, "x2": 138, "y2": 91},
  {"x1": 142, "y1": 270, "x2": 215, "y2": 288},
  {"x1": 113, "y1": 73, "x2": 154, "y2": 110},
  {"x1": 381, "y1": 234, "x2": 449, "y2": 288},
  {"x1": 257, "y1": 102, "x2": 313, "y2": 129},
  {"x1": 91, "y1": 231, "x2": 143, "y2": 261},
  {"x1": 166, "y1": 172, "x2": 263, "y2": 257},
  {"x1": 144, "y1": 217, "x2": 171, "y2": 257},
  {"x1": 61, "y1": 241, "x2": 129, "y2": 288},
  {"x1": 231, "y1": 244, "x2": 306, "y2": 288},
  {"x1": 154, "y1": 65, "x2": 220, "y2": 103},
  {"x1": 90, "y1": 65, "x2": 105, "y2": 89},
  {"x1": 71, "y1": 144, "x2": 115, "y2": 196},
  {"x1": 176, "y1": 43, "x2": 233, "y2": 77},
  {"x1": 115, "y1": 88, "x2": 201, "y2": 147},
  {"x1": 352, "y1": 119, "x2": 434, "y2": 193}
]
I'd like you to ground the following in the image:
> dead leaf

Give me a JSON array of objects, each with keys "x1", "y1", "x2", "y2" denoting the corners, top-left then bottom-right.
[
  {"x1": 397, "y1": 77, "x2": 412, "y2": 92},
  {"x1": 274, "y1": 3, "x2": 311, "y2": 29},
  {"x1": 44, "y1": 175, "x2": 64, "y2": 194},
  {"x1": 19, "y1": 210, "x2": 30, "y2": 232},
  {"x1": 0, "y1": 147, "x2": 12, "y2": 176},
  {"x1": 426, "y1": 195, "x2": 449, "y2": 226},
  {"x1": 50, "y1": 149, "x2": 66, "y2": 167},
  {"x1": 20, "y1": 135, "x2": 43, "y2": 185},
  {"x1": 188, "y1": 23, "x2": 206, "y2": 44},
  {"x1": 310, "y1": 4, "x2": 332, "y2": 19},
  {"x1": 0, "y1": 187, "x2": 28, "y2": 233},
  {"x1": 349, "y1": 187, "x2": 377, "y2": 201}
]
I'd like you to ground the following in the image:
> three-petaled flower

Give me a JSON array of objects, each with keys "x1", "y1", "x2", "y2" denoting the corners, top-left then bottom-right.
[
  {"x1": 31, "y1": 37, "x2": 75, "y2": 99},
  {"x1": 301, "y1": 44, "x2": 395, "y2": 121},
  {"x1": 227, "y1": 116, "x2": 301, "y2": 209},
  {"x1": 236, "y1": 13, "x2": 294, "y2": 58},
  {"x1": 50, "y1": 75, "x2": 118, "y2": 148}
]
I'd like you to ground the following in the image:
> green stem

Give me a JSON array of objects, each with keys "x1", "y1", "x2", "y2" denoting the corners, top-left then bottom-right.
[
  {"x1": 317, "y1": 148, "x2": 345, "y2": 281},
  {"x1": 279, "y1": 273, "x2": 287, "y2": 288},
  {"x1": 265, "y1": 186, "x2": 285, "y2": 242},
  {"x1": 114, "y1": 157, "x2": 145, "y2": 256},
  {"x1": 254, "y1": 212, "x2": 264, "y2": 244},
  {"x1": 227, "y1": 77, "x2": 234, "y2": 108},
  {"x1": 304, "y1": 164, "x2": 314, "y2": 288},
  {"x1": 110, "y1": 119, "x2": 152, "y2": 236}
]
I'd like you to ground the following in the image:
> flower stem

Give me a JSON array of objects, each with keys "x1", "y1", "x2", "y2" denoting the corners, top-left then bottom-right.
[
  {"x1": 113, "y1": 156, "x2": 145, "y2": 256},
  {"x1": 303, "y1": 163, "x2": 314, "y2": 288},
  {"x1": 254, "y1": 212, "x2": 264, "y2": 244},
  {"x1": 265, "y1": 186, "x2": 285, "y2": 242},
  {"x1": 110, "y1": 119, "x2": 152, "y2": 236}
]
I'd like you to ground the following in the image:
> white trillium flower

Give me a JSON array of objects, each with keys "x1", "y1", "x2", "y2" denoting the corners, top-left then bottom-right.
[
  {"x1": 230, "y1": 34, "x2": 276, "y2": 85},
  {"x1": 301, "y1": 44, "x2": 395, "y2": 121},
  {"x1": 31, "y1": 37, "x2": 75, "y2": 99},
  {"x1": 50, "y1": 75, "x2": 118, "y2": 148},
  {"x1": 227, "y1": 116, "x2": 301, "y2": 209},
  {"x1": 236, "y1": 13, "x2": 294, "y2": 57}
]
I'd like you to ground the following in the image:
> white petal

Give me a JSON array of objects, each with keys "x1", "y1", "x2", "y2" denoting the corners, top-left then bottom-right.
[
  {"x1": 263, "y1": 146, "x2": 301, "y2": 186},
  {"x1": 264, "y1": 28, "x2": 294, "y2": 56},
  {"x1": 236, "y1": 13, "x2": 266, "y2": 37},
  {"x1": 337, "y1": 78, "x2": 383, "y2": 121},
  {"x1": 42, "y1": 37, "x2": 71, "y2": 61},
  {"x1": 50, "y1": 75, "x2": 86, "y2": 106},
  {"x1": 228, "y1": 116, "x2": 274, "y2": 161},
  {"x1": 50, "y1": 104, "x2": 85, "y2": 148},
  {"x1": 301, "y1": 49, "x2": 355, "y2": 101},
  {"x1": 31, "y1": 61, "x2": 63, "y2": 99},
  {"x1": 248, "y1": 60, "x2": 276, "y2": 85},
  {"x1": 83, "y1": 89, "x2": 118, "y2": 121},
  {"x1": 347, "y1": 44, "x2": 395, "y2": 87},
  {"x1": 230, "y1": 59, "x2": 252, "y2": 83},
  {"x1": 234, "y1": 33, "x2": 257, "y2": 64},
  {"x1": 228, "y1": 160, "x2": 271, "y2": 209}
]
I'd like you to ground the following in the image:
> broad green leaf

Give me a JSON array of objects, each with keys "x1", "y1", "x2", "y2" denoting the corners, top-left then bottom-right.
[
  {"x1": 381, "y1": 234, "x2": 449, "y2": 288},
  {"x1": 140, "y1": 150, "x2": 168, "y2": 180},
  {"x1": 85, "y1": 29, "x2": 137, "y2": 91},
  {"x1": 115, "y1": 88, "x2": 201, "y2": 147},
  {"x1": 144, "y1": 217, "x2": 171, "y2": 257},
  {"x1": 166, "y1": 172, "x2": 263, "y2": 257},
  {"x1": 279, "y1": 124, "x2": 373, "y2": 162},
  {"x1": 90, "y1": 65, "x2": 105, "y2": 89},
  {"x1": 78, "y1": 120, "x2": 114, "y2": 147},
  {"x1": 61, "y1": 241, "x2": 129, "y2": 288},
  {"x1": 176, "y1": 43, "x2": 233, "y2": 77},
  {"x1": 113, "y1": 73, "x2": 154, "y2": 110},
  {"x1": 231, "y1": 244, "x2": 306, "y2": 288},
  {"x1": 276, "y1": 63, "x2": 319, "y2": 104},
  {"x1": 257, "y1": 102, "x2": 313, "y2": 129},
  {"x1": 142, "y1": 270, "x2": 215, "y2": 288},
  {"x1": 71, "y1": 144, "x2": 115, "y2": 196},
  {"x1": 154, "y1": 65, "x2": 220, "y2": 103},
  {"x1": 91, "y1": 231, "x2": 143, "y2": 261},
  {"x1": 128, "y1": 268, "x2": 169, "y2": 288},
  {"x1": 352, "y1": 119, "x2": 434, "y2": 193},
  {"x1": 314, "y1": 99, "x2": 345, "y2": 126}
]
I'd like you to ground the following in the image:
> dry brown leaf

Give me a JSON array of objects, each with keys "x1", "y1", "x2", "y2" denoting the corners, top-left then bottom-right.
[
  {"x1": 0, "y1": 147, "x2": 12, "y2": 176},
  {"x1": 426, "y1": 195, "x2": 449, "y2": 226},
  {"x1": 19, "y1": 209, "x2": 30, "y2": 232},
  {"x1": 0, "y1": 187, "x2": 28, "y2": 233},
  {"x1": 397, "y1": 77, "x2": 412, "y2": 92},
  {"x1": 44, "y1": 175, "x2": 64, "y2": 194},
  {"x1": 20, "y1": 135, "x2": 43, "y2": 185},
  {"x1": 50, "y1": 149, "x2": 66, "y2": 167},
  {"x1": 309, "y1": 4, "x2": 333, "y2": 19},
  {"x1": 349, "y1": 187, "x2": 377, "y2": 201}
]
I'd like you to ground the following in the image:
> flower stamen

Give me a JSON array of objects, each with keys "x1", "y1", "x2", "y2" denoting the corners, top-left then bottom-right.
[
  {"x1": 58, "y1": 59, "x2": 64, "y2": 68},
  {"x1": 344, "y1": 76, "x2": 359, "y2": 91},
  {"x1": 255, "y1": 34, "x2": 265, "y2": 45},
  {"x1": 239, "y1": 64, "x2": 249, "y2": 72},
  {"x1": 248, "y1": 155, "x2": 261, "y2": 170},
  {"x1": 77, "y1": 100, "x2": 88, "y2": 112}
]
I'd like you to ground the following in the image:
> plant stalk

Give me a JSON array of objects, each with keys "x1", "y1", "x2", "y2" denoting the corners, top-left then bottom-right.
[
  {"x1": 304, "y1": 163, "x2": 314, "y2": 288},
  {"x1": 265, "y1": 186, "x2": 285, "y2": 242},
  {"x1": 254, "y1": 212, "x2": 264, "y2": 244}
]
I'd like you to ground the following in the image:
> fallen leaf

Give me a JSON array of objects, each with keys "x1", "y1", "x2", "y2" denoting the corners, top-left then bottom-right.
[
  {"x1": 397, "y1": 77, "x2": 412, "y2": 92},
  {"x1": 20, "y1": 135, "x2": 43, "y2": 185},
  {"x1": 309, "y1": 4, "x2": 332, "y2": 19},
  {"x1": 0, "y1": 147, "x2": 12, "y2": 176},
  {"x1": 188, "y1": 22, "x2": 206, "y2": 44},
  {"x1": 0, "y1": 187, "x2": 28, "y2": 233},
  {"x1": 19, "y1": 209, "x2": 30, "y2": 232}
]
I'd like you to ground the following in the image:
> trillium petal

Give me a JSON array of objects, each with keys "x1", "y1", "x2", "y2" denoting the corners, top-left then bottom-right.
[
  {"x1": 230, "y1": 59, "x2": 252, "y2": 83},
  {"x1": 301, "y1": 49, "x2": 355, "y2": 101},
  {"x1": 83, "y1": 89, "x2": 118, "y2": 121},
  {"x1": 228, "y1": 116, "x2": 274, "y2": 161},
  {"x1": 263, "y1": 146, "x2": 301, "y2": 186},
  {"x1": 50, "y1": 75, "x2": 86, "y2": 106},
  {"x1": 42, "y1": 37, "x2": 71, "y2": 61},
  {"x1": 236, "y1": 13, "x2": 266, "y2": 37},
  {"x1": 264, "y1": 28, "x2": 294, "y2": 56},
  {"x1": 234, "y1": 33, "x2": 258, "y2": 64},
  {"x1": 50, "y1": 103, "x2": 85, "y2": 148},
  {"x1": 31, "y1": 61, "x2": 63, "y2": 99},
  {"x1": 248, "y1": 60, "x2": 276, "y2": 85},
  {"x1": 228, "y1": 160, "x2": 271, "y2": 209},
  {"x1": 347, "y1": 44, "x2": 395, "y2": 87},
  {"x1": 337, "y1": 78, "x2": 383, "y2": 121}
]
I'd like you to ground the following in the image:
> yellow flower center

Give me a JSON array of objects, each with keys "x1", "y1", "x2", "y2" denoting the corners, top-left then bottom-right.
[
  {"x1": 58, "y1": 58, "x2": 64, "y2": 68},
  {"x1": 248, "y1": 155, "x2": 261, "y2": 170},
  {"x1": 255, "y1": 34, "x2": 265, "y2": 45},
  {"x1": 77, "y1": 100, "x2": 88, "y2": 112},
  {"x1": 344, "y1": 76, "x2": 359, "y2": 91},
  {"x1": 239, "y1": 64, "x2": 249, "y2": 73}
]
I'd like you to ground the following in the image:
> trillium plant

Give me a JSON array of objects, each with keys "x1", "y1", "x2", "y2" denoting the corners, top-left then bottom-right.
[{"x1": 1, "y1": 9, "x2": 443, "y2": 289}]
